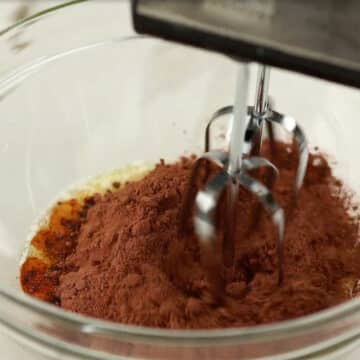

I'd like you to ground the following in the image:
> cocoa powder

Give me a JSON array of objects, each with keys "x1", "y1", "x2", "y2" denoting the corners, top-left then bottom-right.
[{"x1": 22, "y1": 142, "x2": 360, "y2": 328}]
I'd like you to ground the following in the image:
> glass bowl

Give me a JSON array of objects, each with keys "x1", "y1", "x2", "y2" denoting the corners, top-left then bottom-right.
[{"x1": 1, "y1": 1, "x2": 360, "y2": 359}]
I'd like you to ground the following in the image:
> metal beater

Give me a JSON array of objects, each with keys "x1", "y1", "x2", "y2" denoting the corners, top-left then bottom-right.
[
  {"x1": 132, "y1": 0, "x2": 360, "y2": 286},
  {"x1": 181, "y1": 63, "x2": 308, "y2": 285}
]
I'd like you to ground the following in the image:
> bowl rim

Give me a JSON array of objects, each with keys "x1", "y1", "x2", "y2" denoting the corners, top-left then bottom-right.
[{"x1": 1, "y1": 0, "x2": 360, "y2": 344}]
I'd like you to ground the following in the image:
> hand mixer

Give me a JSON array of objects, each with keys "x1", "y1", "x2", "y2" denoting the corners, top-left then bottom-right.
[{"x1": 131, "y1": 0, "x2": 360, "y2": 290}]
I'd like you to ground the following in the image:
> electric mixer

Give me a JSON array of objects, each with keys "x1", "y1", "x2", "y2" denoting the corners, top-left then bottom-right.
[{"x1": 132, "y1": 0, "x2": 360, "y2": 290}]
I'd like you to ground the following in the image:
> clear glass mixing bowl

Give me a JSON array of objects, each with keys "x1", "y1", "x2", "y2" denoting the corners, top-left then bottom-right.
[{"x1": 1, "y1": 1, "x2": 360, "y2": 359}]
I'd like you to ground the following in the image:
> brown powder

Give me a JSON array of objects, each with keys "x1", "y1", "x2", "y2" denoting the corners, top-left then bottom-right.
[{"x1": 21, "y1": 142, "x2": 360, "y2": 328}]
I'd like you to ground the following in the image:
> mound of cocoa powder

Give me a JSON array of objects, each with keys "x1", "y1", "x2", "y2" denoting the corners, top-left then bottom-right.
[{"x1": 30, "y1": 142, "x2": 360, "y2": 328}]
